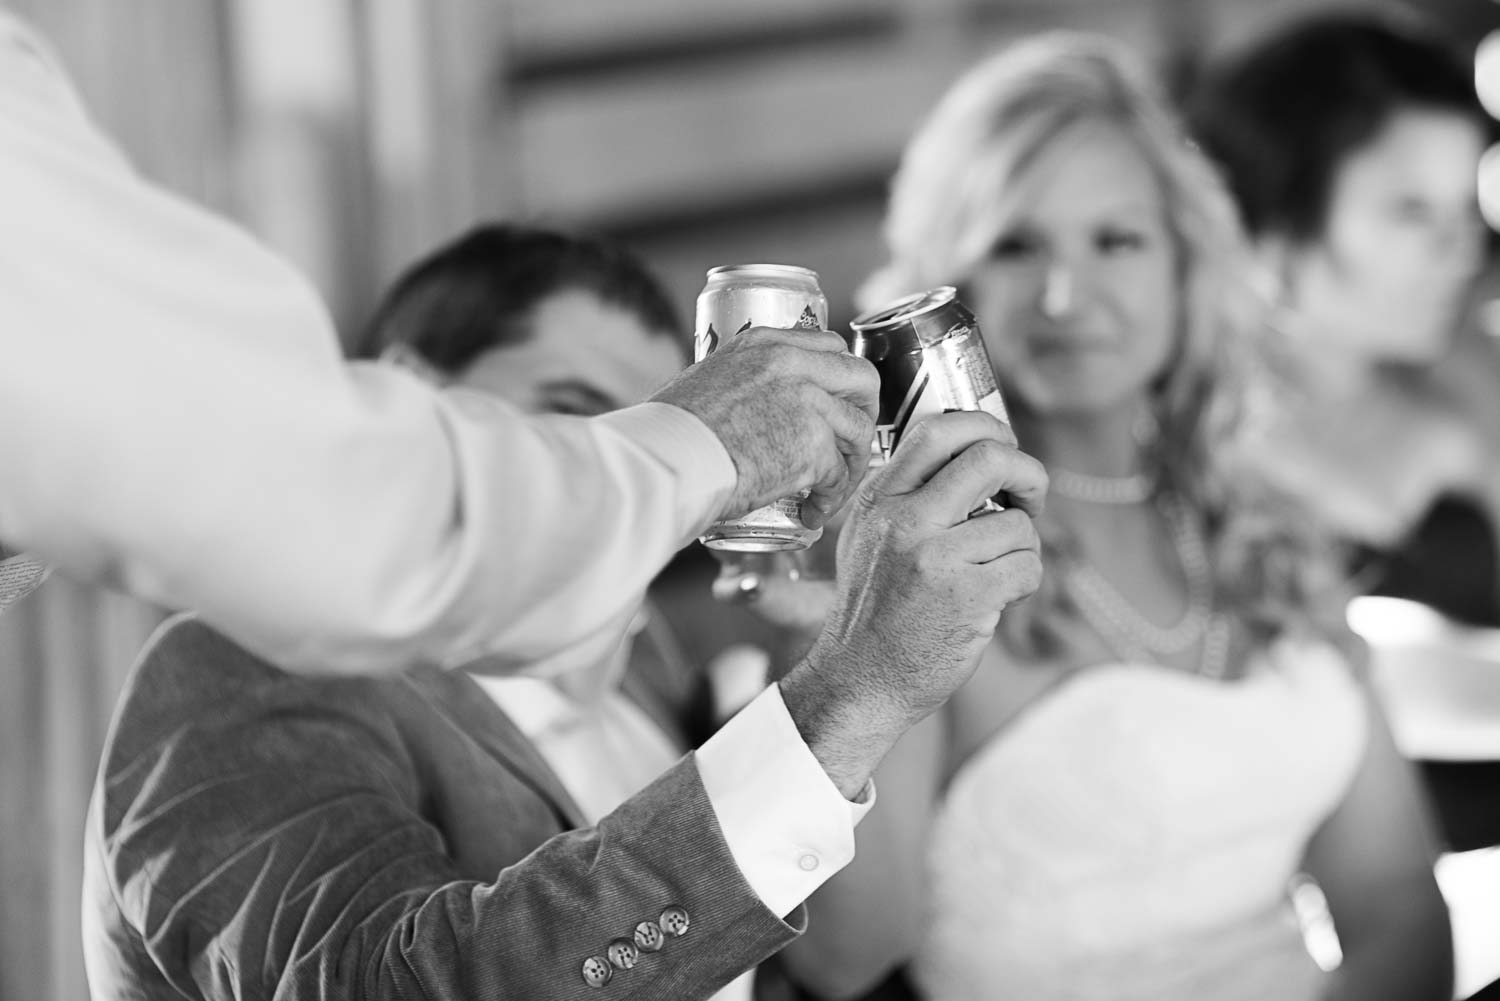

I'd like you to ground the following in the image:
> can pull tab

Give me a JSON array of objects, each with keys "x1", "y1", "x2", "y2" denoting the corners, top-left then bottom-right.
[{"x1": 971, "y1": 497, "x2": 1006, "y2": 518}]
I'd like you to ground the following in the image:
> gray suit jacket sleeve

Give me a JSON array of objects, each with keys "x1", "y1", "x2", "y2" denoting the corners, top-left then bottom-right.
[{"x1": 91, "y1": 622, "x2": 802, "y2": 1000}]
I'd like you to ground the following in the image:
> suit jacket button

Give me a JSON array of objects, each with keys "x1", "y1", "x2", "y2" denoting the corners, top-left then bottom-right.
[
  {"x1": 659, "y1": 905, "x2": 690, "y2": 937},
  {"x1": 582, "y1": 956, "x2": 613, "y2": 987},
  {"x1": 633, "y1": 921, "x2": 664, "y2": 952},
  {"x1": 607, "y1": 938, "x2": 640, "y2": 970}
]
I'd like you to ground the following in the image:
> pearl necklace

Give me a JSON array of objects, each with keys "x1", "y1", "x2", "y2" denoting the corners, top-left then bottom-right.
[
  {"x1": 1048, "y1": 406, "x2": 1162, "y2": 505},
  {"x1": 1061, "y1": 493, "x2": 1230, "y2": 678},
  {"x1": 1049, "y1": 467, "x2": 1156, "y2": 505}
]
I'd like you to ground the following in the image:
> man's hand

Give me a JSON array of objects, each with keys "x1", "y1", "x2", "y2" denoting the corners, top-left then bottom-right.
[
  {"x1": 650, "y1": 327, "x2": 879, "y2": 528},
  {"x1": 778, "y1": 411, "x2": 1047, "y2": 796}
]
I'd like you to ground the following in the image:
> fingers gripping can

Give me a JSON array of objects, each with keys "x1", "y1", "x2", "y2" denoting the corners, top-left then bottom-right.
[
  {"x1": 849, "y1": 286, "x2": 1011, "y2": 510},
  {"x1": 695, "y1": 264, "x2": 828, "y2": 552}
]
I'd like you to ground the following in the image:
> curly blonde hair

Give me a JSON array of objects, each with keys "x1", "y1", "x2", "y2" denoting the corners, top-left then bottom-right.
[{"x1": 861, "y1": 32, "x2": 1352, "y2": 655}]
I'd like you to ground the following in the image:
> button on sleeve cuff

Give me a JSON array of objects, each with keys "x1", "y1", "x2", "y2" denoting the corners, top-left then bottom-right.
[{"x1": 694, "y1": 684, "x2": 874, "y2": 919}]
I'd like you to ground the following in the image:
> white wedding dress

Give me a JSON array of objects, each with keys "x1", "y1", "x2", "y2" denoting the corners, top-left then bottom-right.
[{"x1": 910, "y1": 640, "x2": 1368, "y2": 1001}]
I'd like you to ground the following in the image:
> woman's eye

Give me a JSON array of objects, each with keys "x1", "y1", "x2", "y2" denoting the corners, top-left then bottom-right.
[
  {"x1": 1096, "y1": 228, "x2": 1146, "y2": 254},
  {"x1": 989, "y1": 233, "x2": 1036, "y2": 259}
]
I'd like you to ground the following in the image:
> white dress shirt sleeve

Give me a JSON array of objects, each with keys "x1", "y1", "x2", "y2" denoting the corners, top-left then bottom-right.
[
  {"x1": 0, "y1": 13, "x2": 736, "y2": 674},
  {"x1": 695, "y1": 683, "x2": 875, "y2": 919}
]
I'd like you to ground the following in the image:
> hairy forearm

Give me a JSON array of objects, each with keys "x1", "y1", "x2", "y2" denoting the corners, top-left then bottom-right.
[{"x1": 777, "y1": 660, "x2": 909, "y2": 800}]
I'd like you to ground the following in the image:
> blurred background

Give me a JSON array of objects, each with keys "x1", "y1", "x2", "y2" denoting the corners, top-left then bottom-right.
[{"x1": 5, "y1": 0, "x2": 1500, "y2": 998}]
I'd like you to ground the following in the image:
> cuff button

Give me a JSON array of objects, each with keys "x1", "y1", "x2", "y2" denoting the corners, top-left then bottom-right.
[
  {"x1": 633, "y1": 920, "x2": 664, "y2": 952},
  {"x1": 607, "y1": 938, "x2": 640, "y2": 970},
  {"x1": 659, "y1": 905, "x2": 690, "y2": 937},
  {"x1": 581, "y1": 956, "x2": 613, "y2": 988}
]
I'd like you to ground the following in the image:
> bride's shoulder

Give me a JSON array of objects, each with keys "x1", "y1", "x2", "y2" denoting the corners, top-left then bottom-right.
[{"x1": 943, "y1": 638, "x2": 1085, "y2": 781}]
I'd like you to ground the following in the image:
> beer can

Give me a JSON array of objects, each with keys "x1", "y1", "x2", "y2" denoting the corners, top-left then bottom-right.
[
  {"x1": 694, "y1": 264, "x2": 828, "y2": 552},
  {"x1": 849, "y1": 286, "x2": 1010, "y2": 463}
]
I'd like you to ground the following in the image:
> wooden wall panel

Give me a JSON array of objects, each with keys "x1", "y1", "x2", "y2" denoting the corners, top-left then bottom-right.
[
  {"x1": 512, "y1": 41, "x2": 956, "y2": 226},
  {"x1": 509, "y1": 0, "x2": 897, "y2": 61},
  {"x1": 623, "y1": 190, "x2": 890, "y2": 335}
]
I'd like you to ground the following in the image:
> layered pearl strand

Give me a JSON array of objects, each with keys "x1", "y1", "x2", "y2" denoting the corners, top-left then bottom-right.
[{"x1": 1052, "y1": 469, "x2": 1229, "y2": 680}]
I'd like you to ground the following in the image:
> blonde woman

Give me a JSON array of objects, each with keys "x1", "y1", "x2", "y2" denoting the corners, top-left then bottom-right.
[{"x1": 780, "y1": 32, "x2": 1451, "y2": 1001}]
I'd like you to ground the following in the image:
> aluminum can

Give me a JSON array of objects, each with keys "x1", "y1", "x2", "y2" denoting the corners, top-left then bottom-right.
[
  {"x1": 849, "y1": 285, "x2": 1011, "y2": 473},
  {"x1": 694, "y1": 263, "x2": 828, "y2": 552}
]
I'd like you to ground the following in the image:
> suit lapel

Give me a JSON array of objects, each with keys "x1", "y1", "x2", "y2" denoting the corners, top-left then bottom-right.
[
  {"x1": 619, "y1": 662, "x2": 689, "y2": 749},
  {"x1": 404, "y1": 666, "x2": 588, "y2": 830},
  {"x1": 621, "y1": 599, "x2": 699, "y2": 748}
]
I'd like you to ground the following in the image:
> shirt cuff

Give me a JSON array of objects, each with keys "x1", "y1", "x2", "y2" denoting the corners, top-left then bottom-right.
[
  {"x1": 695, "y1": 683, "x2": 874, "y2": 918},
  {"x1": 595, "y1": 402, "x2": 737, "y2": 527}
]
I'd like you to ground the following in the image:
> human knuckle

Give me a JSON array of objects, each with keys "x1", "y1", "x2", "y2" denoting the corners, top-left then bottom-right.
[
  {"x1": 993, "y1": 507, "x2": 1027, "y2": 534},
  {"x1": 910, "y1": 538, "x2": 952, "y2": 578},
  {"x1": 1007, "y1": 553, "x2": 1045, "y2": 595},
  {"x1": 756, "y1": 342, "x2": 794, "y2": 375},
  {"x1": 968, "y1": 437, "x2": 1010, "y2": 467},
  {"x1": 715, "y1": 330, "x2": 753, "y2": 358},
  {"x1": 820, "y1": 462, "x2": 851, "y2": 498},
  {"x1": 1028, "y1": 453, "x2": 1050, "y2": 485},
  {"x1": 814, "y1": 327, "x2": 845, "y2": 348},
  {"x1": 900, "y1": 417, "x2": 935, "y2": 451},
  {"x1": 794, "y1": 379, "x2": 827, "y2": 412},
  {"x1": 843, "y1": 401, "x2": 875, "y2": 436},
  {"x1": 979, "y1": 411, "x2": 1017, "y2": 444},
  {"x1": 847, "y1": 354, "x2": 881, "y2": 390}
]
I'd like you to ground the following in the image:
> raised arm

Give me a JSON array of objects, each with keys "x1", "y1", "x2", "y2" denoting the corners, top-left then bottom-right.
[{"x1": 0, "y1": 14, "x2": 878, "y2": 676}]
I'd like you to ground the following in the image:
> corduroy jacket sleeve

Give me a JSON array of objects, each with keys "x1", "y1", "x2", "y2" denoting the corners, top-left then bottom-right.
[{"x1": 87, "y1": 620, "x2": 802, "y2": 1001}]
